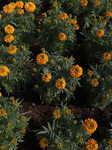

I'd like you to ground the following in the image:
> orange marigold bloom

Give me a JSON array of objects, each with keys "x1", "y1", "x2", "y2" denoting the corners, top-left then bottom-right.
[
  {"x1": 87, "y1": 70, "x2": 94, "y2": 76},
  {"x1": 102, "y1": 53, "x2": 111, "y2": 60},
  {"x1": 17, "y1": 8, "x2": 24, "y2": 15},
  {"x1": 96, "y1": 30, "x2": 104, "y2": 37},
  {"x1": 0, "y1": 109, "x2": 7, "y2": 116},
  {"x1": 36, "y1": 53, "x2": 48, "y2": 64},
  {"x1": 91, "y1": 78, "x2": 99, "y2": 87},
  {"x1": 74, "y1": 24, "x2": 79, "y2": 30},
  {"x1": 7, "y1": 45, "x2": 17, "y2": 55},
  {"x1": 9, "y1": 2, "x2": 16, "y2": 9},
  {"x1": 70, "y1": 65, "x2": 83, "y2": 78},
  {"x1": 106, "y1": 11, "x2": 112, "y2": 17},
  {"x1": 4, "y1": 25, "x2": 14, "y2": 34},
  {"x1": 16, "y1": 1, "x2": 24, "y2": 8},
  {"x1": 42, "y1": 73, "x2": 51, "y2": 82},
  {"x1": 0, "y1": 14, "x2": 2, "y2": 19},
  {"x1": 79, "y1": 138, "x2": 84, "y2": 143},
  {"x1": 24, "y1": 2, "x2": 36, "y2": 12},
  {"x1": 12, "y1": 138, "x2": 17, "y2": 143},
  {"x1": 59, "y1": 12, "x2": 68, "y2": 20},
  {"x1": 0, "y1": 66, "x2": 10, "y2": 77},
  {"x1": 4, "y1": 35, "x2": 14, "y2": 43},
  {"x1": 53, "y1": 110, "x2": 61, "y2": 119},
  {"x1": 53, "y1": 3, "x2": 58, "y2": 7},
  {"x1": 12, "y1": 101, "x2": 18, "y2": 106},
  {"x1": 1, "y1": 145, "x2": 5, "y2": 150},
  {"x1": 40, "y1": 138, "x2": 49, "y2": 149},
  {"x1": 94, "y1": 1, "x2": 100, "y2": 6},
  {"x1": 71, "y1": 19, "x2": 77, "y2": 24},
  {"x1": 109, "y1": 139, "x2": 112, "y2": 147},
  {"x1": 86, "y1": 139, "x2": 98, "y2": 150},
  {"x1": 21, "y1": 129, "x2": 26, "y2": 133},
  {"x1": 103, "y1": 97, "x2": 108, "y2": 102},
  {"x1": 3, "y1": 4, "x2": 13, "y2": 14},
  {"x1": 55, "y1": 78, "x2": 66, "y2": 89},
  {"x1": 80, "y1": 0, "x2": 88, "y2": 7},
  {"x1": 21, "y1": 116, "x2": 25, "y2": 121},
  {"x1": 66, "y1": 109, "x2": 71, "y2": 114},
  {"x1": 102, "y1": 20, "x2": 107, "y2": 25},
  {"x1": 83, "y1": 118, "x2": 98, "y2": 134},
  {"x1": 58, "y1": 33, "x2": 66, "y2": 41}
]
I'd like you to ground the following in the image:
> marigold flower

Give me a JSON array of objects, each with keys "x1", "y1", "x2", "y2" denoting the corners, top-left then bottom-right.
[
  {"x1": 58, "y1": 33, "x2": 66, "y2": 41},
  {"x1": 102, "y1": 53, "x2": 111, "y2": 60},
  {"x1": 102, "y1": 20, "x2": 107, "y2": 25},
  {"x1": 109, "y1": 89, "x2": 112, "y2": 94},
  {"x1": 86, "y1": 139, "x2": 98, "y2": 150},
  {"x1": 94, "y1": 1, "x2": 100, "y2": 6},
  {"x1": 16, "y1": 1, "x2": 24, "y2": 8},
  {"x1": 79, "y1": 138, "x2": 84, "y2": 143},
  {"x1": 0, "y1": 14, "x2": 2, "y2": 19},
  {"x1": 4, "y1": 35, "x2": 14, "y2": 43},
  {"x1": 53, "y1": 3, "x2": 58, "y2": 7},
  {"x1": 4, "y1": 25, "x2": 14, "y2": 34},
  {"x1": 103, "y1": 97, "x2": 108, "y2": 102},
  {"x1": 71, "y1": 19, "x2": 77, "y2": 24},
  {"x1": 24, "y1": 61, "x2": 28, "y2": 66},
  {"x1": 54, "y1": 19, "x2": 57, "y2": 23},
  {"x1": 21, "y1": 116, "x2": 25, "y2": 121},
  {"x1": 70, "y1": 86, "x2": 73, "y2": 90},
  {"x1": 73, "y1": 119, "x2": 77, "y2": 124},
  {"x1": 59, "y1": 12, "x2": 68, "y2": 20},
  {"x1": 94, "y1": 19, "x2": 98, "y2": 22},
  {"x1": 70, "y1": 65, "x2": 83, "y2": 78},
  {"x1": 106, "y1": 11, "x2": 112, "y2": 17},
  {"x1": 1, "y1": 145, "x2": 5, "y2": 150},
  {"x1": 74, "y1": 24, "x2": 79, "y2": 30},
  {"x1": 7, "y1": 45, "x2": 17, "y2": 55},
  {"x1": 40, "y1": 138, "x2": 49, "y2": 149},
  {"x1": 71, "y1": 56, "x2": 75, "y2": 61},
  {"x1": 66, "y1": 109, "x2": 71, "y2": 114},
  {"x1": 7, "y1": 122, "x2": 11, "y2": 126},
  {"x1": 21, "y1": 129, "x2": 26, "y2": 133},
  {"x1": 83, "y1": 118, "x2": 98, "y2": 134},
  {"x1": 12, "y1": 138, "x2": 17, "y2": 143},
  {"x1": 10, "y1": 96, "x2": 14, "y2": 100},
  {"x1": 109, "y1": 139, "x2": 112, "y2": 147},
  {"x1": 42, "y1": 73, "x2": 51, "y2": 82},
  {"x1": 57, "y1": 143, "x2": 62, "y2": 147},
  {"x1": 12, "y1": 101, "x2": 18, "y2": 106},
  {"x1": 24, "y1": 2, "x2": 36, "y2": 12},
  {"x1": 47, "y1": 19, "x2": 51, "y2": 23},
  {"x1": 36, "y1": 53, "x2": 48, "y2": 64},
  {"x1": 80, "y1": 0, "x2": 88, "y2": 7},
  {"x1": 17, "y1": 8, "x2": 24, "y2": 15},
  {"x1": 96, "y1": 30, "x2": 104, "y2": 37},
  {"x1": 35, "y1": 85, "x2": 39, "y2": 88},
  {"x1": 0, "y1": 66, "x2": 10, "y2": 77},
  {"x1": 9, "y1": 2, "x2": 16, "y2": 9},
  {"x1": 53, "y1": 110, "x2": 61, "y2": 119},
  {"x1": 91, "y1": 78, "x2": 99, "y2": 87},
  {"x1": 55, "y1": 78, "x2": 66, "y2": 89},
  {"x1": 3, "y1": 4, "x2": 13, "y2": 14},
  {"x1": 0, "y1": 109, "x2": 7, "y2": 116},
  {"x1": 67, "y1": 20, "x2": 71, "y2": 24},
  {"x1": 87, "y1": 70, "x2": 94, "y2": 76},
  {"x1": 33, "y1": 68, "x2": 37, "y2": 72},
  {"x1": 0, "y1": 92, "x2": 2, "y2": 97}
]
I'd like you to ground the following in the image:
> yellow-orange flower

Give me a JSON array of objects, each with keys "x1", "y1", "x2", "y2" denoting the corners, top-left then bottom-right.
[
  {"x1": 102, "y1": 53, "x2": 111, "y2": 60},
  {"x1": 53, "y1": 110, "x2": 61, "y2": 119},
  {"x1": 57, "y1": 143, "x2": 62, "y2": 147},
  {"x1": 0, "y1": 66, "x2": 10, "y2": 77},
  {"x1": 7, "y1": 45, "x2": 17, "y2": 55},
  {"x1": 102, "y1": 20, "x2": 107, "y2": 25},
  {"x1": 0, "y1": 92, "x2": 2, "y2": 97},
  {"x1": 4, "y1": 35, "x2": 14, "y2": 43},
  {"x1": 42, "y1": 73, "x2": 51, "y2": 82},
  {"x1": 70, "y1": 65, "x2": 83, "y2": 78},
  {"x1": 71, "y1": 19, "x2": 77, "y2": 24},
  {"x1": 0, "y1": 14, "x2": 2, "y2": 19},
  {"x1": 103, "y1": 97, "x2": 108, "y2": 102},
  {"x1": 40, "y1": 138, "x2": 49, "y2": 149},
  {"x1": 91, "y1": 78, "x2": 99, "y2": 87},
  {"x1": 80, "y1": 0, "x2": 88, "y2": 7},
  {"x1": 109, "y1": 139, "x2": 112, "y2": 147},
  {"x1": 9, "y1": 2, "x2": 16, "y2": 9},
  {"x1": 66, "y1": 109, "x2": 71, "y2": 114},
  {"x1": 59, "y1": 12, "x2": 68, "y2": 20},
  {"x1": 0, "y1": 109, "x2": 7, "y2": 116},
  {"x1": 21, "y1": 116, "x2": 25, "y2": 121},
  {"x1": 7, "y1": 122, "x2": 11, "y2": 126},
  {"x1": 79, "y1": 138, "x2": 84, "y2": 143},
  {"x1": 3, "y1": 4, "x2": 13, "y2": 14},
  {"x1": 12, "y1": 101, "x2": 18, "y2": 106},
  {"x1": 24, "y1": 2, "x2": 36, "y2": 12},
  {"x1": 106, "y1": 11, "x2": 112, "y2": 17},
  {"x1": 21, "y1": 129, "x2": 26, "y2": 133},
  {"x1": 58, "y1": 33, "x2": 66, "y2": 41},
  {"x1": 87, "y1": 70, "x2": 94, "y2": 76},
  {"x1": 36, "y1": 53, "x2": 48, "y2": 64},
  {"x1": 86, "y1": 139, "x2": 98, "y2": 150},
  {"x1": 83, "y1": 118, "x2": 98, "y2": 134},
  {"x1": 4, "y1": 25, "x2": 14, "y2": 34},
  {"x1": 94, "y1": 1, "x2": 100, "y2": 6},
  {"x1": 96, "y1": 30, "x2": 104, "y2": 37},
  {"x1": 10, "y1": 96, "x2": 14, "y2": 100},
  {"x1": 12, "y1": 138, "x2": 17, "y2": 143},
  {"x1": 74, "y1": 24, "x2": 79, "y2": 30},
  {"x1": 1, "y1": 145, "x2": 5, "y2": 150},
  {"x1": 16, "y1": 1, "x2": 24, "y2": 8},
  {"x1": 17, "y1": 8, "x2": 24, "y2": 15},
  {"x1": 55, "y1": 78, "x2": 66, "y2": 89}
]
